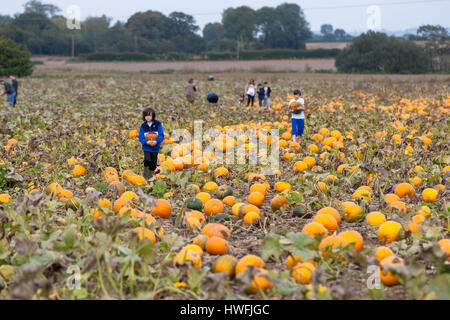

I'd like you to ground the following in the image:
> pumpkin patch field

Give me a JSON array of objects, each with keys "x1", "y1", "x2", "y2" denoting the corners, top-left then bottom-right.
[{"x1": 0, "y1": 72, "x2": 449, "y2": 300}]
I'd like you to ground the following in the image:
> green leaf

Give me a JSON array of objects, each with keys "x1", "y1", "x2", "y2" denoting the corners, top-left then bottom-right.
[
  {"x1": 187, "y1": 267, "x2": 207, "y2": 292},
  {"x1": 289, "y1": 248, "x2": 317, "y2": 262},
  {"x1": 424, "y1": 274, "x2": 450, "y2": 299},
  {"x1": 368, "y1": 288, "x2": 385, "y2": 300},
  {"x1": 28, "y1": 250, "x2": 57, "y2": 266},
  {"x1": 261, "y1": 235, "x2": 282, "y2": 262},
  {"x1": 137, "y1": 241, "x2": 158, "y2": 263},
  {"x1": 286, "y1": 232, "x2": 315, "y2": 248},
  {"x1": 73, "y1": 288, "x2": 88, "y2": 299},
  {"x1": 62, "y1": 228, "x2": 77, "y2": 248}
]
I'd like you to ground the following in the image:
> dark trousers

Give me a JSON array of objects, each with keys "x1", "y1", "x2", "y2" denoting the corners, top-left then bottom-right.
[
  {"x1": 258, "y1": 97, "x2": 264, "y2": 106},
  {"x1": 247, "y1": 95, "x2": 254, "y2": 106},
  {"x1": 144, "y1": 151, "x2": 158, "y2": 171}
]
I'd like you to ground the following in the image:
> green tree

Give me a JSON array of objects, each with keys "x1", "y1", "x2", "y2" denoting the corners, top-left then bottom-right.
[
  {"x1": 334, "y1": 28, "x2": 348, "y2": 41},
  {"x1": 256, "y1": 3, "x2": 312, "y2": 49},
  {"x1": 23, "y1": 0, "x2": 61, "y2": 18},
  {"x1": 320, "y1": 24, "x2": 334, "y2": 40},
  {"x1": 0, "y1": 37, "x2": 33, "y2": 77},
  {"x1": 0, "y1": 15, "x2": 12, "y2": 23},
  {"x1": 169, "y1": 12, "x2": 199, "y2": 36},
  {"x1": 126, "y1": 10, "x2": 174, "y2": 53},
  {"x1": 203, "y1": 23, "x2": 222, "y2": 42},
  {"x1": 222, "y1": 6, "x2": 256, "y2": 48},
  {"x1": 255, "y1": 7, "x2": 279, "y2": 47},
  {"x1": 335, "y1": 31, "x2": 430, "y2": 74},
  {"x1": 81, "y1": 16, "x2": 112, "y2": 52},
  {"x1": 11, "y1": 12, "x2": 69, "y2": 54},
  {"x1": 417, "y1": 24, "x2": 450, "y2": 72}
]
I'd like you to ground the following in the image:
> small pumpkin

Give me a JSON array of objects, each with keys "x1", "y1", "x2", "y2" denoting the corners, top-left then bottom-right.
[
  {"x1": 292, "y1": 204, "x2": 307, "y2": 217},
  {"x1": 150, "y1": 199, "x2": 172, "y2": 218},
  {"x1": 215, "y1": 185, "x2": 233, "y2": 200},
  {"x1": 145, "y1": 132, "x2": 158, "y2": 141},
  {"x1": 186, "y1": 197, "x2": 204, "y2": 211}
]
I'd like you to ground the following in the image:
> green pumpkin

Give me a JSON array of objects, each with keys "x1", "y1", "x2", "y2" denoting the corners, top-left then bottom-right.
[
  {"x1": 186, "y1": 197, "x2": 204, "y2": 211},
  {"x1": 214, "y1": 213, "x2": 231, "y2": 222},
  {"x1": 215, "y1": 185, "x2": 233, "y2": 200},
  {"x1": 293, "y1": 204, "x2": 308, "y2": 217},
  {"x1": 65, "y1": 197, "x2": 81, "y2": 211}
]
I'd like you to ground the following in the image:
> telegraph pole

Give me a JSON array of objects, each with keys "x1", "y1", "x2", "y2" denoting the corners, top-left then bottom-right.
[{"x1": 71, "y1": 34, "x2": 75, "y2": 58}]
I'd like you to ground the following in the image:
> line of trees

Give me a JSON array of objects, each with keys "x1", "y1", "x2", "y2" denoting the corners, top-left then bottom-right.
[
  {"x1": 0, "y1": 0, "x2": 334, "y2": 57},
  {"x1": 1, "y1": 1, "x2": 448, "y2": 74}
]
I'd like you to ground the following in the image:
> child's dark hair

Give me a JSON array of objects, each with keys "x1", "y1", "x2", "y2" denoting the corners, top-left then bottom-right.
[
  {"x1": 257, "y1": 83, "x2": 262, "y2": 87},
  {"x1": 264, "y1": 81, "x2": 268, "y2": 84},
  {"x1": 294, "y1": 89, "x2": 301, "y2": 96},
  {"x1": 142, "y1": 107, "x2": 156, "y2": 122}
]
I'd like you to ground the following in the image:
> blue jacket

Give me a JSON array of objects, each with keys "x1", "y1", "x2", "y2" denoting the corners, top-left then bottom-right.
[
  {"x1": 258, "y1": 88, "x2": 265, "y2": 99},
  {"x1": 138, "y1": 120, "x2": 164, "y2": 152}
]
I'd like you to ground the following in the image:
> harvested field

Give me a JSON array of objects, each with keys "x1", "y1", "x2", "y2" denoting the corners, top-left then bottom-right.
[
  {"x1": 33, "y1": 57, "x2": 336, "y2": 73},
  {"x1": 0, "y1": 71, "x2": 449, "y2": 301}
]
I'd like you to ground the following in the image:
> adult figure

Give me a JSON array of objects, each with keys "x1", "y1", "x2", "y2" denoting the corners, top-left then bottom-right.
[
  {"x1": 0, "y1": 79, "x2": 16, "y2": 107},
  {"x1": 10, "y1": 76, "x2": 18, "y2": 107},
  {"x1": 245, "y1": 79, "x2": 256, "y2": 107},
  {"x1": 185, "y1": 78, "x2": 197, "y2": 104},
  {"x1": 206, "y1": 93, "x2": 219, "y2": 104},
  {"x1": 263, "y1": 81, "x2": 271, "y2": 107}
]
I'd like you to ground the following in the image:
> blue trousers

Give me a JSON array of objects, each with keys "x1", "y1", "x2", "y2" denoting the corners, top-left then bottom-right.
[
  {"x1": 7, "y1": 92, "x2": 16, "y2": 106},
  {"x1": 258, "y1": 97, "x2": 264, "y2": 106},
  {"x1": 291, "y1": 118, "x2": 304, "y2": 136}
]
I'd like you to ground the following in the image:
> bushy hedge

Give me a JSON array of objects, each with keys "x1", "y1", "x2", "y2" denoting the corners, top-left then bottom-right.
[
  {"x1": 79, "y1": 52, "x2": 155, "y2": 61},
  {"x1": 239, "y1": 48, "x2": 341, "y2": 60},
  {"x1": 78, "y1": 51, "x2": 192, "y2": 62},
  {"x1": 0, "y1": 37, "x2": 33, "y2": 77},
  {"x1": 206, "y1": 52, "x2": 237, "y2": 60},
  {"x1": 204, "y1": 49, "x2": 340, "y2": 61},
  {"x1": 77, "y1": 48, "x2": 342, "y2": 62},
  {"x1": 335, "y1": 31, "x2": 431, "y2": 74}
]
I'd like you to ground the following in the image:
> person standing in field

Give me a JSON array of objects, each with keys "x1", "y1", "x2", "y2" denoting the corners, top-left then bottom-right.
[
  {"x1": 138, "y1": 107, "x2": 165, "y2": 179},
  {"x1": 245, "y1": 79, "x2": 256, "y2": 107},
  {"x1": 0, "y1": 79, "x2": 16, "y2": 107},
  {"x1": 289, "y1": 89, "x2": 306, "y2": 144},
  {"x1": 185, "y1": 78, "x2": 197, "y2": 104},
  {"x1": 10, "y1": 76, "x2": 18, "y2": 107},
  {"x1": 257, "y1": 83, "x2": 265, "y2": 107},
  {"x1": 263, "y1": 81, "x2": 271, "y2": 107}
]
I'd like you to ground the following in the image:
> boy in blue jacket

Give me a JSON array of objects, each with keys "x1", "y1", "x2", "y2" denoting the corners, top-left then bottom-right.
[
  {"x1": 138, "y1": 107, "x2": 164, "y2": 179},
  {"x1": 257, "y1": 84, "x2": 265, "y2": 107}
]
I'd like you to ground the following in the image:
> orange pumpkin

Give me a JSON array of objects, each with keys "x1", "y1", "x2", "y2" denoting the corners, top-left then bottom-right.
[{"x1": 150, "y1": 199, "x2": 172, "y2": 218}]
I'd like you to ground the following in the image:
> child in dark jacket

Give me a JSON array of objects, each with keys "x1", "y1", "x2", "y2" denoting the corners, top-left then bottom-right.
[
  {"x1": 138, "y1": 107, "x2": 164, "y2": 179},
  {"x1": 257, "y1": 84, "x2": 265, "y2": 107}
]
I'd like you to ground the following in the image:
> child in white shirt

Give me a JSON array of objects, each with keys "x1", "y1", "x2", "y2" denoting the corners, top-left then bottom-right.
[{"x1": 288, "y1": 89, "x2": 305, "y2": 143}]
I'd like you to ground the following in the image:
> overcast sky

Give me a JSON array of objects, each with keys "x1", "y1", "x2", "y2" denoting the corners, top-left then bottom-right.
[{"x1": 2, "y1": 0, "x2": 449, "y2": 33}]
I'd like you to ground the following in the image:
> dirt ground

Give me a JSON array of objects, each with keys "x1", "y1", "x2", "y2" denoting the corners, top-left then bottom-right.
[{"x1": 33, "y1": 57, "x2": 336, "y2": 73}]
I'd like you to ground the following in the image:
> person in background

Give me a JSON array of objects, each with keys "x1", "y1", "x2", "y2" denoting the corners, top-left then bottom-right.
[
  {"x1": 10, "y1": 76, "x2": 18, "y2": 107},
  {"x1": 245, "y1": 79, "x2": 256, "y2": 107},
  {"x1": 238, "y1": 93, "x2": 245, "y2": 105},
  {"x1": 257, "y1": 83, "x2": 265, "y2": 107},
  {"x1": 185, "y1": 78, "x2": 197, "y2": 104},
  {"x1": 263, "y1": 81, "x2": 271, "y2": 107},
  {"x1": 206, "y1": 92, "x2": 219, "y2": 104},
  {"x1": 0, "y1": 79, "x2": 16, "y2": 107}
]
